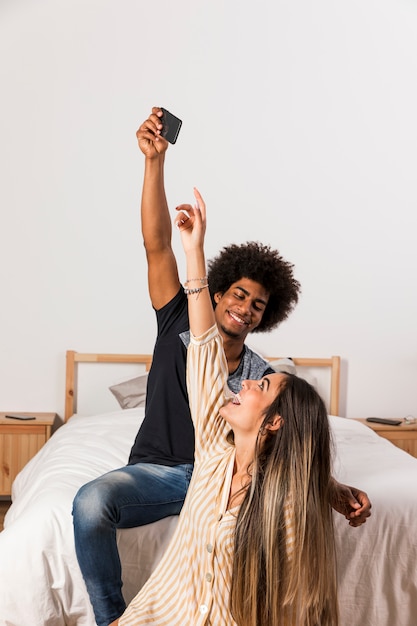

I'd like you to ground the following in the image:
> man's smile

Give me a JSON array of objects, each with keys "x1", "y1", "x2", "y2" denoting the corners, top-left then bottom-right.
[{"x1": 228, "y1": 310, "x2": 249, "y2": 326}]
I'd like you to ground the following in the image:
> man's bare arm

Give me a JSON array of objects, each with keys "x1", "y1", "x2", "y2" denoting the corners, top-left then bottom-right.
[{"x1": 136, "y1": 107, "x2": 180, "y2": 310}]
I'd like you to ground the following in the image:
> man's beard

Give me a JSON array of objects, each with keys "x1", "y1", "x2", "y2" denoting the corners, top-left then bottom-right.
[{"x1": 219, "y1": 321, "x2": 245, "y2": 339}]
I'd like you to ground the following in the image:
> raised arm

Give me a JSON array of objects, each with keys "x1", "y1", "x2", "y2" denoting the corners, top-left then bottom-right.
[
  {"x1": 176, "y1": 189, "x2": 229, "y2": 462},
  {"x1": 175, "y1": 189, "x2": 215, "y2": 337},
  {"x1": 136, "y1": 107, "x2": 180, "y2": 310}
]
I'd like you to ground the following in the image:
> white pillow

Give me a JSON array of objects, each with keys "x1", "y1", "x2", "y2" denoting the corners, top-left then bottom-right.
[
  {"x1": 109, "y1": 373, "x2": 149, "y2": 409},
  {"x1": 269, "y1": 358, "x2": 317, "y2": 389},
  {"x1": 268, "y1": 357, "x2": 297, "y2": 375}
]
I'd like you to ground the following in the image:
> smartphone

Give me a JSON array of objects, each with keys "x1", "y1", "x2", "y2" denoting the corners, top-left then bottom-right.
[
  {"x1": 161, "y1": 108, "x2": 182, "y2": 144},
  {"x1": 366, "y1": 417, "x2": 402, "y2": 426},
  {"x1": 5, "y1": 414, "x2": 36, "y2": 420}
]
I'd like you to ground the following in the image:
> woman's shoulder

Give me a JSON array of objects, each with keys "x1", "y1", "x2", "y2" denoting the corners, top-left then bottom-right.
[{"x1": 189, "y1": 323, "x2": 220, "y2": 346}]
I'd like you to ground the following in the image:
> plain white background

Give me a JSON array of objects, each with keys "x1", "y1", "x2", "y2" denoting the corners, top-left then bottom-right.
[{"x1": 0, "y1": 0, "x2": 416, "y2": 419}]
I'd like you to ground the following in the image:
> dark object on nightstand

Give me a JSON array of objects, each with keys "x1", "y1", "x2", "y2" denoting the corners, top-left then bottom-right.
[{"x1": 366, "y1": 417, "x2": 402, "y2": 426}]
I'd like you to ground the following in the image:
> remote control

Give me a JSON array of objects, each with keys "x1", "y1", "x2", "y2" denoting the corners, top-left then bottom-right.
[
  {"x1": 5, "y1": 414, "x2": 36, "y2": 421},
  {"x1": 366, "y1": 417, "x2": 402, "y2": 426}
]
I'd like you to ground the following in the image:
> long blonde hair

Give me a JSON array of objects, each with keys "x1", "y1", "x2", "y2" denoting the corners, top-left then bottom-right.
[{"x1": 230, "y1": 374, "x2": 338, "y2": 626}]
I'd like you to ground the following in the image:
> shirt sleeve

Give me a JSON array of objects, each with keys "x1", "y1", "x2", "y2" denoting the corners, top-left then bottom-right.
[{"x1": 186, "y1": 324, "x2": 230, "y2": 464}]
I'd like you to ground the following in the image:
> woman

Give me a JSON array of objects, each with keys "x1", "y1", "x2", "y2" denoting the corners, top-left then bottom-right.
[{"x1": 114, "y1": 189, "x2": 338, "y2": 626}]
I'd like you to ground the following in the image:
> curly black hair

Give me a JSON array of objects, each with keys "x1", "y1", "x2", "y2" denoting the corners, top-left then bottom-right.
[{"x1": 207, "y1": 241, "x2": 301, "y2": 334}]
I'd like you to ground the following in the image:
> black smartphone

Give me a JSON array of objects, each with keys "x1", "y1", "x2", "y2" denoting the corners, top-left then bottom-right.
[
  {"x1": 161, "y1": 108, "x2": 182, "y2": 144},
  {"x1": 5, "y1": 414, "x2": 36, "y2": 420},
  {"x1": 366, "y1": 417, "x2": 402, "y2": 426}
]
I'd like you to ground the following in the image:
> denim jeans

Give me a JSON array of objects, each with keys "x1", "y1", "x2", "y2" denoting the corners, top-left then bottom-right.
[{"x1": 72, "y1": 462, "x2": 193, "y2": 626}]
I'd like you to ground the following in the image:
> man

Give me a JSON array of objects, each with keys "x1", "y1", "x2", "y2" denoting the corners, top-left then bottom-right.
[{"x1": 73, "y1": 107, "x2": 371, "y2": 626}]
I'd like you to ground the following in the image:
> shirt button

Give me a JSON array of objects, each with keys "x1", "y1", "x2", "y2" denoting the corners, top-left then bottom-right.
[
  {"x1": 200, "y1": 604, "x2": 208, "y2": 614},
  {"x1": 206, "y1": 543, "x2": 213, "y2": 553},
  {"x1": 205, "y1": 573, "x2": 212, "y2": 582}
]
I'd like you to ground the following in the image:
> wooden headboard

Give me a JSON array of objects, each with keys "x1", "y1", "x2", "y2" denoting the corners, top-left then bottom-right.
[
  {"x1": 65, "y1": 351, "x2": 340, "y2": 422},
  {"x1": 283, "y1": 356, "x2": 341, "y2": 416}
]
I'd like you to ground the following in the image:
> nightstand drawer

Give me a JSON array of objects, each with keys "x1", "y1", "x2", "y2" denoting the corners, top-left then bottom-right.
[{"x1": 0, "y1": 413, "x2": 57, "y2": 496}]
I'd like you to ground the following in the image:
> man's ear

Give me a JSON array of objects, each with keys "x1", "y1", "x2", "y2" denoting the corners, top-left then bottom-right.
[
  {"x1": 214, "y1": 292, "x2": 223, "y2": 303},
  {"x1": 265, "y1": 415, "x2": 283, "y2": 432}
]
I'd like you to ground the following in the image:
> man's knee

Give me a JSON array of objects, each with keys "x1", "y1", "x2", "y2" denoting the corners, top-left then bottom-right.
[
  {"x1": 73, "y1": 482, "x2": 93, "y2": 520},
  {"x1": 73, "y1": 478, "x2": 110, "y2": 524},
  {"x1": 73, "y1": 469, "x2": 131, "y2": 522}
]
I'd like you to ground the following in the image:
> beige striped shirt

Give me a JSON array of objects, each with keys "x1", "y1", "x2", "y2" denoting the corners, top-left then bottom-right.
[
  {"x1": 120, "y1": 324, "x2": 237, "y2": 625},
  {"x1": 120, "y1": 325, "x2": 295, "y2": 625}
]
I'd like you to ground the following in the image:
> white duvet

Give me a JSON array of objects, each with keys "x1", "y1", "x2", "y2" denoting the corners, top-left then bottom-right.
[{"x1": 0, "y1": 409, "x2": 416, "y2": 626}]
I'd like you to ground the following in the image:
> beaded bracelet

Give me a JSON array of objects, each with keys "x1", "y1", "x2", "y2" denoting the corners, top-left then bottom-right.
[{"x1": 184, "y1": 283, "x2": 209, "y2": 296}]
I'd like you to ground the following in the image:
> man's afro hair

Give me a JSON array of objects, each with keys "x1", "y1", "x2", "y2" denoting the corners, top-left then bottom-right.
[{"x1": 207, "y1": 241, "x2": 301, "y2": 334}]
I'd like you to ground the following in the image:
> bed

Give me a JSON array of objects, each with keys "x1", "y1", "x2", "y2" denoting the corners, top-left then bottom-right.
[{"x1": 0, "y1": 351, "x2": 416, "y2": 626}]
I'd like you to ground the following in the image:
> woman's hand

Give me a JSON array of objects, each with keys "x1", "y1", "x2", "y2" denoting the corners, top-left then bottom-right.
[
  {"x1": 175, "y1": 188, "x2": 206, "y2": 254},
  {"x1": 136, "y1": 107, "x2": 168, "y2": 159}
]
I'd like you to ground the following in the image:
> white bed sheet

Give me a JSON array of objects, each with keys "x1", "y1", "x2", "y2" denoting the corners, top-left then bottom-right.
[{"x1": 0, "y1": 409, "x2": 416, "y2": 626}]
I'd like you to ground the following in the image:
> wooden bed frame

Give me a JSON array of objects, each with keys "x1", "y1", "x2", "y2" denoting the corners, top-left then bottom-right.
[{"x1": 65, "y1": 351, "x2": 340, "y2": 421}]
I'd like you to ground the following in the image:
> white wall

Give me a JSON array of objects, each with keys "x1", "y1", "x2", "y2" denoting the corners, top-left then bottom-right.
[{"x1": 1, "y1": 0, "x2": 416, "y2": 420}]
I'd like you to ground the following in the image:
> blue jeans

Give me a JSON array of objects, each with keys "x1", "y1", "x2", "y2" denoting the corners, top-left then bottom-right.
[{"x1": 72, "y1": 462, "x2": 193, "y2": 626}]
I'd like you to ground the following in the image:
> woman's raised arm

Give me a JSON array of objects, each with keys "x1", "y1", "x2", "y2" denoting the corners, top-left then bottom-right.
[{"x1": 175, "y1": 188, "x2": 215, "y2": 337}]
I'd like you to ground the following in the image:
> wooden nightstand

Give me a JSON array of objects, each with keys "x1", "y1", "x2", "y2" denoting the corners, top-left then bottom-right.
[
  {"x1": 0, "y1": 412, "x2": 57, "y2": 496},
  {"x1": 355, "y1": 418, "x2": 417, "y2": 458}
]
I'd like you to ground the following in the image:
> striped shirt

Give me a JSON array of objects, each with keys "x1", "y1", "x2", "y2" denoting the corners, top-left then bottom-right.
[
  {"x1": 120, "y1": 324, "x2": 295, "y2": 625},
  {"x1": 119, "y1": 324, "x2": 238, "y2": 625}
]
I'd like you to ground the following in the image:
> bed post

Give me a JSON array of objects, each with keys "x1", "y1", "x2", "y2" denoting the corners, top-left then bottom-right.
[
  {"x1": 330, "y1": 356, "x2": 340, "y2": 416},
  {"x1": 65, "y1": 351, "x2": 77, "y2": 422}
]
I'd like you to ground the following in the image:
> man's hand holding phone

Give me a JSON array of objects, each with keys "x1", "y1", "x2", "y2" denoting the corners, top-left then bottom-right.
[{"x1": 137, "y1": 106, "x2": 182, "y2": 158}]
